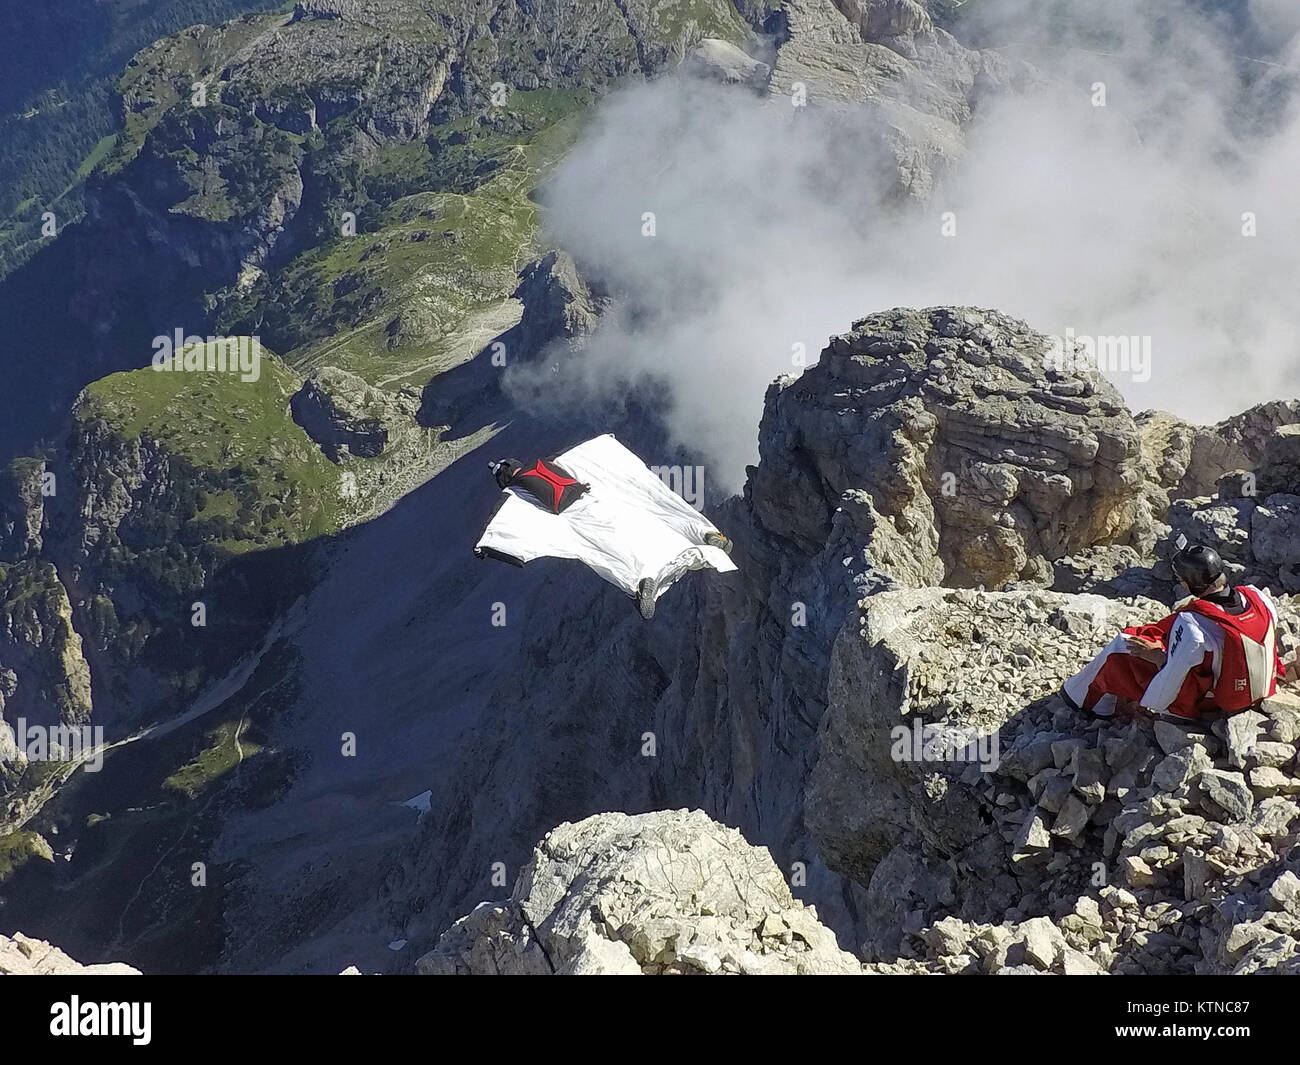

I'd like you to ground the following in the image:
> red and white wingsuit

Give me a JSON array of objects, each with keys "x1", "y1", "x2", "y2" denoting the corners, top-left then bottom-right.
[{"x1": 1062, "y1": 586, "x2": 1285, "y2": 720}]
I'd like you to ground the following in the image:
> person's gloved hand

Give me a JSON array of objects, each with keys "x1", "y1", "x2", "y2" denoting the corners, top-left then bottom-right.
[{"x1": 1123, "y1": 633, "x2": 1167, "y2": 667}]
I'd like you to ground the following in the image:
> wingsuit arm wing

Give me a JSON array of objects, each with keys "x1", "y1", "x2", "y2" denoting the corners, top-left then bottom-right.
[
  {"x1": 553, "y1": 434, "x2": 726, "y2": 549},
  {"x1": 475, "y1": 491, "x2": 587, "y2": 566}
]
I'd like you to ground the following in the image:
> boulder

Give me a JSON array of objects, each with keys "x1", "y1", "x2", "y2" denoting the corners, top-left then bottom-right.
[
  {"x1": 753, "y1": 308, "x2": 1156, "y2": 591},
  {"x1": 1259, "y1": 423, "x2": 1300, "y2": 497},
  {"x1": 1251, "y1": 495, "x2": 1300, "y2": 568},
  {"x1": 0, "y1": 932, "x2": 140, "y2": 975},
  {"x1": 1225, "y1": 711, "x2": 1267, "y2": 769},
  {"x1": 417, "y1": 810, "x2": 862, "y2": 975},
  {"x1": 1196, "y1": 769, "x2": 1255, "y2": 823},
  {"x1": 1016, "y1": 915, "x2": 1064, "y2": 969}
]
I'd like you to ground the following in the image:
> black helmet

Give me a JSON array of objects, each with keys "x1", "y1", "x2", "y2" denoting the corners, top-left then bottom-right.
[
  {"x1": 490, "y1": 458, "x2": 523, "y2": 489},
  {"x1": 1171, "y1": 542, "x2": 1224, "y2": 592}
]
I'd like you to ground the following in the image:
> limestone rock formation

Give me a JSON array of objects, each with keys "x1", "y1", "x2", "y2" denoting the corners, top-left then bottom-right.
[
  {"x1": 0, "y1": 459, "x2": 46, "y2": 560},
  {"x1": 0, "y1": 708, "x2": 26, "y2": 799},
  {"x1": 753, "y1": 307, "x2": 1155, "y2": 591},
  {"x1": 291, "y1": 366, "x2": 418, "y2": 461},
  {"x1": 0, "y1": 932, "x2": 140, "y2": 975},
  {"x1": 418, "y1": 809, "x2": 861, "y2": 975},
  {"x1": 0, "y1": 713, "x2": 22, "y2": 766},
  {"x1": 0, "y1": 560, "x2": 93, "y2": 728},
  {"x1": 766, "y1": 0, "x2": 1039, "y2": 200},
  {"x1": 1139, "y1": 402, "x2": 1300, "y2": 502},
  {"x1": 510, "y1": 251, "x2": 602, "y2": 361}
]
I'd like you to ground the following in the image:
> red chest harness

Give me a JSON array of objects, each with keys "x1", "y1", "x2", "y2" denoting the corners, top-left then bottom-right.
[{"x1": 1179, "y1": 586, "x2": 1282, "y2": 711}]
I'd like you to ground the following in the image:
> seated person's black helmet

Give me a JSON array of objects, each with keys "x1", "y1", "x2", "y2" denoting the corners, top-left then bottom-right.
[{"x1": 1171, "y1": 543, "x2": 1224, "y2": 593}]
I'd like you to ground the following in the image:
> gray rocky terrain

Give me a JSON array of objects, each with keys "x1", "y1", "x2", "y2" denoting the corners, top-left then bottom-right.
[
  {"x1": 1, "y1": 0, "x2": 1298, "y2": 978},
  {"x1": 421, "y1": 310, "x2": 1300, "y2": 975}
]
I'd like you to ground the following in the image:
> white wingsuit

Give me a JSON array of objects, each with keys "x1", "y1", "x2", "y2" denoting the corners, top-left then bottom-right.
[{"x1": 474, "y1": 434, "x2": 737, "y2": 608}]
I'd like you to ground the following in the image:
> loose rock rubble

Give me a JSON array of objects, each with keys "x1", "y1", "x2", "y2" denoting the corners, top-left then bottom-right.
[{"x1": 809, "y1": 586, "x2": 1300, "y2": 974}]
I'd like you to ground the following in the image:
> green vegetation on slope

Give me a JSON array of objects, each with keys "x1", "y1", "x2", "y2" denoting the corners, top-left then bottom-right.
[
  {"x1": 79, "y1": 345, "x2": 346, "y2": 551},
  {"x1": 164, "y1": 718, "x2": 264, "y2": 798},
  {"x1": 219, "y1": 88, "x2": 590, "y2": 386},
  {"x1": 0, "y1": 830, "x2": 54, "y2": 881}
]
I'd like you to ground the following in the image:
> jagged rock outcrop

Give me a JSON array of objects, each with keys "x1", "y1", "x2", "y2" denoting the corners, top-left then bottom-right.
[
  {"x1": 510, "y1": 251, "x2": 602, "y2": 361},
  {"x1": 837, "y1": 0, "x2": 936, "y2": 51},
  {"x1": 1139, "y1": 402, "x2": 1300, "y2": 503},
  {"x1": 291, "y1": 366, "x2": 419, "y2": 461},
  {"x1": 681, "y1": 38, "x2": 772, "y2": 90},
  {"x1": 0, "y1": 459, "x2": 47, "y2": 560},
  {"x1": 754, "y1": 307, "x2": 1155, "y2": 591},
  {"x1": 291, "y1": 365, "x2": 450, "y2": 514},
  {"x1": 808, "y1": 585, "x2": 1300, "y2": 973},
  {"x1": 0, "y1": 710, "x2": 26, "y2": 795},
  {"x1": 418, "y1": 809, "x2": 861, "y2": 975},
  {"x1": 766, "y1": 0, "x2": 1039, "y2": 199},
  {"x1": 0, "y1": 560, "x2": 93, "y2": 728},
  {"x1": 0, "y1": 932, "x2": 140, "y2": 975}
]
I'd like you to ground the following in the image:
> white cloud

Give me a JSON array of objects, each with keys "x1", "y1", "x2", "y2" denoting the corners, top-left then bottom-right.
[{"x1": 509, "y1": 0, "x2": 1300, "y2": 488}]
